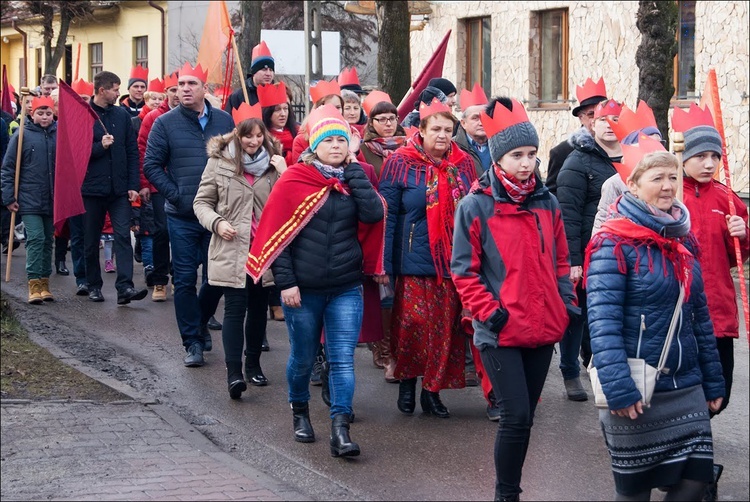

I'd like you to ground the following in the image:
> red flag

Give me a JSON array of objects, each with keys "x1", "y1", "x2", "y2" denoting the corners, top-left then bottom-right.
[
  {"x1": 699, "y1": 70, "x2": 727, "y2": 181},
  {"x1": 196, "y1": 0, "x2": 233, "y2": 85},
  {"x1": 397, "y1": 30, "x2": 452, "y2": 121},
  {"x1": 1, "y1": 65, "x2": 13, "y2": 116},
  {"x1": 54, "y1": 80, "x2": 99, "y2": 233}
]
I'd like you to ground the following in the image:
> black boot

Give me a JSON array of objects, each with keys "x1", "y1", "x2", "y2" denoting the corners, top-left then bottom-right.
[
  {"x1": 420, "y1": 388, "x2": 450, "y2": 418},
  {"x1": 227, "y1": 363, "x2": 246, "y2": 400},
  {"x1": 321, "y1": 360, "x2": 331, "y2": 407},
  {"x1": 56, "y1": 261, "x2": 69, "y2": 275},
  {"x1": 330, "y1": 413, "x2": 360, "y2": 457},
  {"x1": 397, "y1": 377, "x2": 417, "y2": 414},
  {"x1": 291, "y1": 402, "x2": 315, "y2": 443}
]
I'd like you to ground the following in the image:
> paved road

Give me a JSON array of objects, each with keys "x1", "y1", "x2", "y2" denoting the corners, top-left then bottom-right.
[{"x1": 2, "y1": 248, "x2": 748, "y2": 501}]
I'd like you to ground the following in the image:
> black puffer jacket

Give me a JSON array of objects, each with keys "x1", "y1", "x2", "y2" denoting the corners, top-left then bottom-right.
[
  {"x1": 545, "y1": 130, "x2": 582, "y2": 195},
  {"x1": 143, "y1": 101, "x2": 234, "y2": 219},
  {"x1": 224, "y1": 77, "x2": 260, "y2": 113},
  {"x1": 81, "y1": 102, "x2": 140, "y2": 197},
  {"x1": 271, "y1": 162, "x2": 384, "y2": 295},
  {"x1": 1, "y1": 121, "x2": 56, "y2": 215},
  {"x1": 556, "y1": 128, "x2": 618, "y2": 266}
]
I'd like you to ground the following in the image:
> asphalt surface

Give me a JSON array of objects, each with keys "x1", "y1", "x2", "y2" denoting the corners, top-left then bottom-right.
[{"x1": 1, "y1": 247, "x2": 748, "y2": 501}]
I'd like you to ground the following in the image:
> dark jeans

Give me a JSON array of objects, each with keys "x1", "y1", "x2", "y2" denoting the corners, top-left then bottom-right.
[
  {"x1": 711, "y1": 337, "x2": 734, "y2": 416},
  {"x1": 480, "y1": 343, "x2": 554, "y2": 499},
  {"x1": 82, "y1": 195, "x2": 134, "y2": 292},
  {"x1": 150, "y1": 193, "x2": 171, "y2": 286},
  {"x1": 68, "y1": 214, "x2": 86, "y2": 286},
  {"x1": 559, "y1": 282, "x2": 588, "y2": 379},
  {"x1": 54, "y1": 235, "x2": 68, "y2": 263},
  {"x1": 1, "y1": 205, "x2": 11, "y2": 246},
  {"x1": 166, "y1": 214, "x2": 221, "y2": 348},
  {"x1": 222, "y1": 281, "x2": 271, "y2": 373}
]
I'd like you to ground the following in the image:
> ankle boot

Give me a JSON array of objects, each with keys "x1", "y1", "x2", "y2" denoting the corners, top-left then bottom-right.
[
  {"x1": 227, "y1": 362, "x2": 246, "y2": 400},
  {"x1": 330, "y1": 413, "x2": 360, "y2": 457},
  {"x1": 321, "y1": 361, "x2": 331, "y2": 407},
  {"x1": 564, "y1": 377, "x2": 588, "y2": 402},
  {"x1": 28, "y1": 279, "x2": 44, "y2": 304},
  {"x1": 380, "y1": 308, "x2": 398, "y2": 382},
  {"x1": 420, "y1": 388, "x2": 450, "y2": 418},
  {"x1": 291, "y1": 402, "x2": 315, "y2": 443},
  {"x1": 367, "y1": 342, "x2": 384, "y2": 369},
  {"x1": 397, "y1": 377, "x2": 417, "y2": 414},
  {"x1": 39, "y1": 278, "x2": 54, "y2": 302}
]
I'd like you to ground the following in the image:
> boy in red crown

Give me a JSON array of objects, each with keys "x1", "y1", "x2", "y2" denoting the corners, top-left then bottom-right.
[{"x1": 120, "y1": 64, "x2": 148, "y2": 117}]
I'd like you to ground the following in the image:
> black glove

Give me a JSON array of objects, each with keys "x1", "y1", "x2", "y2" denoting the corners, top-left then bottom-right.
[{"x1": 487, "y1": 308, "x2": 509, "y2": 334}]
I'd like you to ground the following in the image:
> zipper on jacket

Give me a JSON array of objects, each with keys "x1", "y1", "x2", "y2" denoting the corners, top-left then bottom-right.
[
  {"x1": 408, "y1": 223, "x2": 415, "y2": 253},
  {"x1": 695, "y1": 185, "x2": 700, "y2": 198},
  {"x1": 636, "y1": 314, "x2": 646, "y2": 358},
  {"x1": 532, "y1": 212, "x2": 545, "y2": 253}
]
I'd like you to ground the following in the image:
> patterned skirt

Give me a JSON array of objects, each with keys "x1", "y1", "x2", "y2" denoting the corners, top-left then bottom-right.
[
  {"x1": 390, "y1": 275, "x2": 465, "y2": 391},
  {"x1": 599, "y1": 384, "x2": 714, "y2": 496}
]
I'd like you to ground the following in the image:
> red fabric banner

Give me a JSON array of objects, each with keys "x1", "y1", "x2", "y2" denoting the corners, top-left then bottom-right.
[
  {"x1": 1, "y1": 65, "x2": 13, "y2": 116},
  {"x1": 54, "y1": 80, "x2": 99, "y2": 232},
  {"x1": 397, "y1": 30, "x2": 452, "y2": 121}
]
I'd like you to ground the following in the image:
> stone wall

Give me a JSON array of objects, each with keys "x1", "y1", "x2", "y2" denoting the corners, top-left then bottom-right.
[{"x1": 410, "y1": 1, "x2": 749, "y2": 193}]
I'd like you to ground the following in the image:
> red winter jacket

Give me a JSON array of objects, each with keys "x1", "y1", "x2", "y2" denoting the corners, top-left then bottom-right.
[
  {"x1": 683, "y1": 177, "x2": 749, "y2": 338},
  {"x1": 137, "y1": 100, "x2": 172, "y2": 193}
]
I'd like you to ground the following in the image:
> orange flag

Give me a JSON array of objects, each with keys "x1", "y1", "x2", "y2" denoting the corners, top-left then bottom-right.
[
  {"x1": 699, "y1": 69, "x2": 726, "y2": 181},
  {"x1": 196, "y1": 0, "x2": 233, "y2": 84}
]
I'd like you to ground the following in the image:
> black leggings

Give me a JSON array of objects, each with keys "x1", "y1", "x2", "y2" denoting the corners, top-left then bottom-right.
[
  {"x1": 711, "y1": 337, "x2": 734, "y2": 417},
  {"x1": 479, "y1": 343, "x2": 554, "y2": 500},
  {"x1": 222, "y1": 281, "x2": 271, "y2": 373}
]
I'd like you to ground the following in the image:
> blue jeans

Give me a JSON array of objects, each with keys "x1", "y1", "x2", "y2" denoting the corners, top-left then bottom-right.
[
  {"x1": 559, "y1": 284, "x2": 588, "y2": 380},
  {"x1": 167, "y1": 214, "x2": 219, "y2": 348},
  {"x1": 283, "y1": 286, "x2": 363, "y2": 418},
  {"x1": 21, "y1": 214, "x2": 53, "y2": 280},
  {"x1": 140, "y1": 235, "x2": 153, "y2": 268}
]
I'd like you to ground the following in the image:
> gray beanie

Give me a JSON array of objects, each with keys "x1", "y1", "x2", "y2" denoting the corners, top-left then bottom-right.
[
  {"x1": 488, "y1": 121, "x2": 539, "y2": 163},
  {"x1": 683, "y1": 125, "x2": 722, "y2": 161}
]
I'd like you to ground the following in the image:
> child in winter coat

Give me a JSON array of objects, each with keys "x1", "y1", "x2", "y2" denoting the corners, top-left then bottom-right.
[
  {"x1": 0, "y1": 96, "x2": 57, "y2": 303},
  {"x1": 131, "y1": 195, "x2": 155, "y2": 285}
]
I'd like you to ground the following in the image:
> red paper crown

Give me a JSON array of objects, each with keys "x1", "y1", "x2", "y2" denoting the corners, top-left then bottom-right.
[
  {"x1": 337, "y1": 67, "x2": 360, "y2": 88},
  {"x1": 31, "y1": 96, "x2": 55, "y2": 112},
  {"x1": 609, "y1": 100, "x2": 657, "y2": 142},
  {"x1": 594, "y1": 99, "x2": 623, "y2": 119},
  {"x1": 252, "y1": 41, "x2": 273, "y2": 62},
  {"x1": 232, "y1": 102, "x2": 263, "y2": 125},
  {"x1": 71, "y1": 78, "x2": 94, "y2": 96},
  {"x1": 147, "y1": 78, "x2": 165, "y2": 93},
  {"x1": 258, "y1": 81, "x2": 288, "y2": 108},
  {"x1": 616, "y1": 134, "x2": 667, "y2": 183},
  {"x1": 362, "y1": 90, "x2": 392, "y2": 116},
  {"x1": 212, "y1": 86, "x2": 230, "y2": 98},
  {"x1": 130, "y1": 64, "x2": 149, "y2": 82},
  {"x1": 163, "y1": 71, "x2": 179, "y2": 89},
  {"x1": 419, "y1": 97, "x2": 451, "y2": 120},
  {"x1": 459, "y1": 83, "x2": 488, "y2": 111},
  {"x1": 576, "y1": 77, "x2": 607, "y2": 104},
  {"x1": 309, "y1": 79, "x2": 341, "y2": 104},
  {"x1": 306, "y1": 103, "x2": 347, "y2": 134},
  {"x1": 479, "y1": 98, "x2": 530, "y2": 138},
  {"x1": 671, "y1": 103, "x2": 715, "y2": 133},
  {"x1": 179, "y1": 62, "x2": 208, "y2": 83}
]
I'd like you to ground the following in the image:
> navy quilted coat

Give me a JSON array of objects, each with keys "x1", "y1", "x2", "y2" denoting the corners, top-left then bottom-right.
[{"x1": 585, "y1": 193, "x2": 725, "y2": 411}]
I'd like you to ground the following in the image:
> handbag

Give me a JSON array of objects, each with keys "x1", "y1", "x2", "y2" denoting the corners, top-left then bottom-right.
[{"x1": 589, "y1": 285, "x2": 685, "y2": 409}]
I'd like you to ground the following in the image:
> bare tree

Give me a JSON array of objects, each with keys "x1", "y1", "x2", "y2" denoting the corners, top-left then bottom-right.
[
  {"x1": 23, "y1": 1, "x2": 94, "y2": 76},
  {"x1": 636, "y1": 1, "x2": 678, "y2": 139},
  {"x1": 235, "y1": 1, "x2": 263, "y2": 74},
  {"x1": 375, "y1": 1, "x2": 410, "y2": 103}
]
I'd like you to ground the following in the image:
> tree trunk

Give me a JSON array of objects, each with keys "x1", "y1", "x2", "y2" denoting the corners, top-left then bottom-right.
[
  {"x1": 636, "y1": 1, "x2": 678, "y2": 139},
  {"x1": 44, "y1": 9, "x2": 72, "y2": 76},
  {"x1": 375, "y1": 1, "x2": 410, "y2": 104},
  {"x1": 238, "y1": 0, "x2": 263, "y2": 78}
]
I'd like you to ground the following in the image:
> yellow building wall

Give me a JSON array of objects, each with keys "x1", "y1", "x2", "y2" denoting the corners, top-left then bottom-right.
[{"x1": 1, "y1": 1, "x2": 166, "y2": 92}]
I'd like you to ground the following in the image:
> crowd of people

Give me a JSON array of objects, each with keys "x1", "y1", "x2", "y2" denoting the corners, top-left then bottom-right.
[{"x1": 1, "y1": 40, "x2": 748, "y2": 501}]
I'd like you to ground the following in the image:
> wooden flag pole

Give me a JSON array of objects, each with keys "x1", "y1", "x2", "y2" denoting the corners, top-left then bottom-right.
[
  {"x1": 231, "y1": 33, "x2": 250, "y2": 105},
  {"x1": 5, "y1": 88, "x2": 31, "y2": 282},
  {"x1": 672, "y1": 131, "x2": 685, "y2": 201}
]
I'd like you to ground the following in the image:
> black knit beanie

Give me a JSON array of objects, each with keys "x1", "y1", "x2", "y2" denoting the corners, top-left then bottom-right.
[{"x1": 428, "y1": 78, "x2": 457, "y2": 97}]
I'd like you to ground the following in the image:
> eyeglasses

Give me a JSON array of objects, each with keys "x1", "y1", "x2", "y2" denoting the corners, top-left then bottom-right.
[
  {"x1": 582, "y1": 111, "x2": 596, "y2": 119},
  {"x1": 373, "y1": 116, "x2": 397, "y2": 125}
]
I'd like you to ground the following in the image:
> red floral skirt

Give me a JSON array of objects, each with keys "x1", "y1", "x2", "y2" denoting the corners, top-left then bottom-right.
[{"x1": 391, "y1": 275, "x2": 465, "y2": 391}]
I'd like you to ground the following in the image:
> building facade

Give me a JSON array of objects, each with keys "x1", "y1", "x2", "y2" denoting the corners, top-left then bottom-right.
[{"x1": 411, "y1": 1, "x2": 749, "y2": 193}]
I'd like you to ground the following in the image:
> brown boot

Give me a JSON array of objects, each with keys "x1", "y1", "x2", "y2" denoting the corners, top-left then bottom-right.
[
  {"x1": 270, "y1": 305, "x2": 285, "y2": 321},
  {"x1": 380, "y1": 308, "x2": 399, "y2": 383},
  {"x1": 368, "y1": 342, "x2": 384, "y2": 369},
  {"x1": 39, "y1": 278, "x2": 54, "y2": 302},
  {"x1": 28, "y1": 279, "x2": 44, "y2": 304}
]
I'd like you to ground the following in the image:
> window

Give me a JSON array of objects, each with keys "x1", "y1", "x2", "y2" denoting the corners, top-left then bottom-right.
[
  {"x1": 89, "y1": 43, "x2": 103, "y2": 79},
  {"x1": 465, "y1": 17, "x2": 492, "y2": 99},
  {"x1": 134, "y1": 36, "x2": 148, "y2": 68},
  {"x1": 674, "y1": 1, "x2": 696, "y2": 99},
  {"x1": 529, "y1": 9, "x2": 569, "y2": 107}
]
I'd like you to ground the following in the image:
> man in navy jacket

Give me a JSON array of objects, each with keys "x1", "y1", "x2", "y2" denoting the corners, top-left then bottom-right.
[{"x1": 144, "y1": 63, "x2": 234, "y2": 367}]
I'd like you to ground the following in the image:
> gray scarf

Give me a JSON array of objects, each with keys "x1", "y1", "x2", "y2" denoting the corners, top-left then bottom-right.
[{"x1": 228, "y1": 142, "x2": 270, "y2": 177}]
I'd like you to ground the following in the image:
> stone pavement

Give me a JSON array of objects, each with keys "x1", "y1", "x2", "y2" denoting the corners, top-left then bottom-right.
[{"x1": 1, "y1": 399, "x2": 307, "y2": 501}]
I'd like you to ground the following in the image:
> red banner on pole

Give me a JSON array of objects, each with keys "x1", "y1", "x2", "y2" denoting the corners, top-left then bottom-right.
[{"x1": 397, "y1": 30, "x2": 452, "y2": 121}]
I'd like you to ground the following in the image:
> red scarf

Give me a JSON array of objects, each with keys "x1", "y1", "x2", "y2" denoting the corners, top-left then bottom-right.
[
  {"x1": 495, "y1": 165, "x2": 537, "y2": 203},
  {"x1": 271, "y1": 128, "x2": 294, "y2": 156},
  {"x1": 246, "y1": 163, "x2": 386, "y2": 283},
  {"x1": 584, "y1": 218, "x2": 694, "y2": 299}
]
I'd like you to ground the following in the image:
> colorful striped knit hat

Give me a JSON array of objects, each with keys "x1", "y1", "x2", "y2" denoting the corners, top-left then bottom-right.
[{"x1": 307, "y1": 104, "x2": 350, "y2": 152}]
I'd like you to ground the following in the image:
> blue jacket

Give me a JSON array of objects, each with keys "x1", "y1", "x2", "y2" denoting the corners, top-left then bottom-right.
[
  {"x1": 143, "y1": 101, "x2": 234, "y2": 219},
  {"x1": 379, "y1": 141, "x2": 475, "y2": 277},
  {"x1": 585, "y1": 193, "x2": 725, "y2": 411},
  {"x1": 1, "y1": 121, "x2": 57, "y2": 215}
]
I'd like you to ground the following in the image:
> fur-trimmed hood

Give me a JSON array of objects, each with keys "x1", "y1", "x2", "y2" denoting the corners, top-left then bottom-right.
[{"x1": 567, "y1": 126, "x2": 596, "y2": 152}]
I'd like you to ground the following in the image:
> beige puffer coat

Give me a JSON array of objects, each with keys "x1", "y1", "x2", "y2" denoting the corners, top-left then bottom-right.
[{"x1": 194, "y1": 133, "x2": 283, "y2": 288}]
